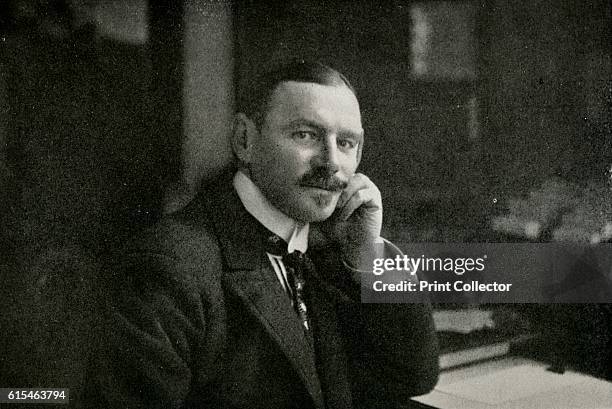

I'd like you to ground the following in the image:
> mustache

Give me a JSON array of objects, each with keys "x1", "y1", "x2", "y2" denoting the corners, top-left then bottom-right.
[{"x1": 299, "y1": 169, "x2": 348, "y2": 192}]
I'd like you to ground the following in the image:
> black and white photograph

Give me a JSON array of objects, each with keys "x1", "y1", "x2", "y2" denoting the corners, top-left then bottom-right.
[{"x1": 0, "y1": 1, "x2": 611, "y2": 408}]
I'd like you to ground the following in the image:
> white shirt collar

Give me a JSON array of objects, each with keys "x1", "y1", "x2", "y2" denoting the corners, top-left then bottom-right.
[{"x1": 233, "y1": 170, "x2": 309, "y2": 253}]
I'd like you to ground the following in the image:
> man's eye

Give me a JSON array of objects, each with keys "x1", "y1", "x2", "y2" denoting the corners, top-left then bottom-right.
[
  {"x1": 293, "y1": 131, "x2": 317, "y2": 140},
  {"x1": 338, "y1": 138, "x2": 357, "y2": 149}
]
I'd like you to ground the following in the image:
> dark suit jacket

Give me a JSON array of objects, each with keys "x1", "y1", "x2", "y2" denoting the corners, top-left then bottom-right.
[{"x1": 85, "y1": 175, "x2": 439, "y2": 409}]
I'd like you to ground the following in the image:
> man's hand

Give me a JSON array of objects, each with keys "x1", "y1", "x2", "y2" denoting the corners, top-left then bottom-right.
[{"x1": 313, "y1": 173, "x2": 383, "y2": 269}]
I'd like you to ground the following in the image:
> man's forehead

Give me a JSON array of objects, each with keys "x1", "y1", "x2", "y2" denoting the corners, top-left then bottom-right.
[
  {"x1": 271, "y1": 80, "x2": 358, "y2": 106},
  {"x1": 266, "y1": 81, "x2": 363, "y2": 132}
]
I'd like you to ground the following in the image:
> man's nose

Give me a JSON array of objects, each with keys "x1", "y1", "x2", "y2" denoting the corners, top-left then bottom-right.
[{"x1": 314, "y1": 136, "x2": 340, "y2": 173}]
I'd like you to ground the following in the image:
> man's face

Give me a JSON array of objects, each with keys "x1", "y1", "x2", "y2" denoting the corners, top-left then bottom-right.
[{"x1": 248, "y1": 81, "x2": 363, "y2": 223}]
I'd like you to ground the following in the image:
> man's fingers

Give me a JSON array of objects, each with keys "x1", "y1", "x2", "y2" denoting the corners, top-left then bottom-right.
[
  {"x1": 337, "y1": 173, "x2": 370, "y2": 208},
  {"x1": 319, "y1": 172, "x2": 384, "y2": 255},
  {"x1": 338, "y1": 189, "x2": 366, "y2": 221},
  {"x1": 337, "y1": 185, "x2": 381, "y2": 221}
]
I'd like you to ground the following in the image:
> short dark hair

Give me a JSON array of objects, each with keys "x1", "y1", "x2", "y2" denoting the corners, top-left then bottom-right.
[{"x1": 237, "y1": 60, "x2": 357, "y2": 127}]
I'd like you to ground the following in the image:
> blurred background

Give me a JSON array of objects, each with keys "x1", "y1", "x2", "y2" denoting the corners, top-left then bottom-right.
[{"x1": 0, "y1": 0, "x2": 610, "y2": 404}]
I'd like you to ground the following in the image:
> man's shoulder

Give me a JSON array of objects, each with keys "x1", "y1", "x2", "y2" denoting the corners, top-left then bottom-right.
[
  {"x1": 114, "y1": 196, "x2": 225, "y2": 291},
  {"x1": 129, "y1": 213, "x2": 218, "y2": 260},
  {"x1": 126, "y1": 175, "x2": 232, "y2": 260}
]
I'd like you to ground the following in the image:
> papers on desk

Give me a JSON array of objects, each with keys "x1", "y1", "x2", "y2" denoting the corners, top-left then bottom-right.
[
  {"x1": 434, "y1": 308, "x2": 532, "y2": 369},
  {"x1": 414, "y1": 359, "x2": 612, "y2": 409},
  {"x1": 434, "y1": 309, "x2": 495, "y2": 334},
  {"x1": 437, "y1": 364, "x2": 595, "y2": 405},
  {"x1": 439, "y1": 340, "x2": 510, "y2": 369}
]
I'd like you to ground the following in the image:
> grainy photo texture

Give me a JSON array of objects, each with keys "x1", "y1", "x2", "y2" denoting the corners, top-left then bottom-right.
[{"x1": 0, "y1": 1, "x2": 610, "y2": 408}]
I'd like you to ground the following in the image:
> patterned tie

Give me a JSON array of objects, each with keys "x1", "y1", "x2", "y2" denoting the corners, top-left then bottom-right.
[
  {"x1": 266, "y1": 234, "x2": 312, "y2": 335},
  {"x1": 282, "y1": 250, "x2": 312, "y2": 333}
]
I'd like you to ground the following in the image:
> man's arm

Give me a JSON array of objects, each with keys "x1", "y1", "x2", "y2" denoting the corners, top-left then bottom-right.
[
  {"x1": 313, "y1": 173, "x2": 439, "y2": 407},
  {"x1": 341, "y1": 303, "x2": 439, "y2": 407},
  {"x1": 84, "y1": 225, "x2": 224, "y2": 409},
  {"x1": 311, "y1": 245, "x2": 439, "y2": 408}
]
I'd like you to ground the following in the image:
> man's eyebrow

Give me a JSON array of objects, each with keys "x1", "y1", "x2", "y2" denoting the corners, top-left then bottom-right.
[
  {"x1": 339, "y1": 129, "x2": 364, "y2": 142},
  {"x1": 284, "y1": 119, "x2": 324, "y2": 131},
  {"x1": 284, "y1": 119, "x2": 364, "y2": 141},
  {"x1": 284, "y1": 119, "x2": 339, "y2": 135}
]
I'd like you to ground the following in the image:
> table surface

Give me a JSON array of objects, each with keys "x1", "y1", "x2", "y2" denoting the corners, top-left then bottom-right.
[{"x1": 413, "y1": 357, "x2": 612, "y2": 409}]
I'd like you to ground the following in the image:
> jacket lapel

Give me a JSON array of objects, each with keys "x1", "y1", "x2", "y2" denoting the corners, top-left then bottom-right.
[
  {"x1": 223, "y1": 267, "x2": 324, "y2": 409},
  {"x1": 191, "y1": 173, "x2": 325, "y2": 409}
]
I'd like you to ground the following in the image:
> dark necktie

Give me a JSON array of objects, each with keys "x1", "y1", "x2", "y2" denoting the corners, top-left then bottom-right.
[
  {"x1": 266, "y1": 235, "x2": 313, "y2": 336},
  {"x1": 283, "y1": 250, "x2": 312, "y2": 334}
]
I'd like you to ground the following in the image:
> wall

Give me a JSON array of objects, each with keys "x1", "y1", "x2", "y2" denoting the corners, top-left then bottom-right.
[
  {"x1": 0, "y1": 51, "x2": 11, "y2": 239},
  {"x1": 0, "y1": 0, "x2": 154, "y2": 400},
  {"x1": 183, "y1": 0, "x2": 234, "y2": 186},
  {"x1": 481, "y1": 0, "x2": 612, "y2": 195},
  {"x1": 167, "y1": 0, "x2": 234, "y2": 211}
]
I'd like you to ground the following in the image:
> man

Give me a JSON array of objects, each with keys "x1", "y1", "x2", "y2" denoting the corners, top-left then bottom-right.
[{"x1": 86, "y1": 61, "x2": 438, "y2": 408}]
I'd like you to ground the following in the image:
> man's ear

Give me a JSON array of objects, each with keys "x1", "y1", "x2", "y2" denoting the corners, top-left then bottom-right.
[{"x1": 231, "y1": 113, "x2": 258, "y2": 165}]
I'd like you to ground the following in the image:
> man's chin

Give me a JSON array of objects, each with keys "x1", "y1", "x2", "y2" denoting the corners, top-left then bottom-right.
[
  {"x1": 280, "y1": 190, "x2": 340, "y2": 222},
  {"x1": 290, "y1": 200, "x2": 337, "y2": 223},
  {"x1": 308, "y1": 192, "x2": 340, "y2": 219},
  {"x1": 304, "y1": 208, "x2": 335, "y2": 223}
]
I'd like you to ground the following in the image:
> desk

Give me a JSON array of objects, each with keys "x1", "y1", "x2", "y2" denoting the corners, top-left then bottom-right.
[{"x1": 413, "y1": 357, "x2": 612, "y2": 409}]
